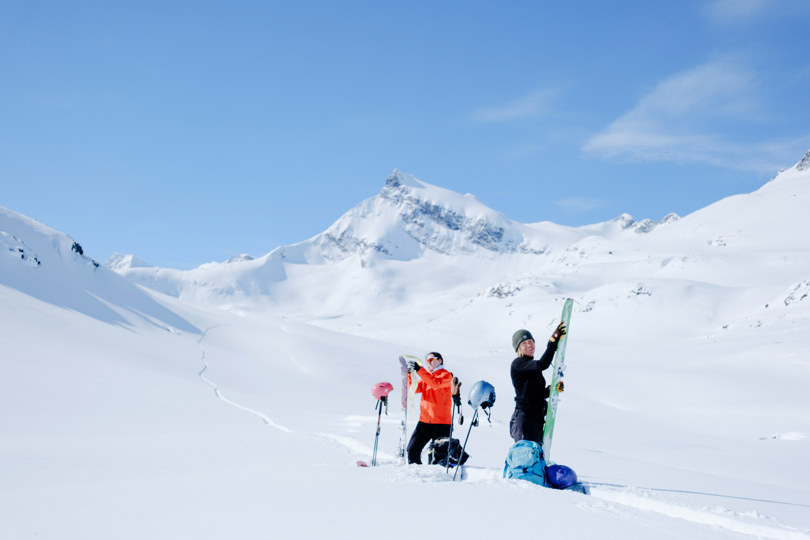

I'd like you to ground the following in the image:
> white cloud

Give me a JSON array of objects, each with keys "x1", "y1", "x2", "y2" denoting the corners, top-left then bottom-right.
[
  {"x1": 554, "y1": 197, "x2": 609, "y2": 213},
  {"x1": 582, "y1": 58, "x2": 797, "y2": 172},
  {"x1": 471, "y1": 88, "x2": 559, "y2": 123},
  {"x1": 702, "y1": 0, "x2": 771, "y2": 22},
  {"x1": 701, "y1": 0, "x2": 808, "y2": 24}
]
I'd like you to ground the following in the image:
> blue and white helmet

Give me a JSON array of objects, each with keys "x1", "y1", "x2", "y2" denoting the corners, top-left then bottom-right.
[{"x1": 467, "y1": 380, "x2": 496, "y2": 409}]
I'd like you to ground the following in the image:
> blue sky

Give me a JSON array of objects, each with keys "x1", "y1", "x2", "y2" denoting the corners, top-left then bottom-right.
[{"x1": 2, "y1": 1, "x2": 810, "y2": 269}]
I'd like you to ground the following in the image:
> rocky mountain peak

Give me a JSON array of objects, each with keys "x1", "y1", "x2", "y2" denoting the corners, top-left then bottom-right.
[
  {"x1": 323, "y1": 171, "x2": 535, "y2": 259},
  {"x1": 796, "y1": 148, "x2": 810, "y2": 172}
]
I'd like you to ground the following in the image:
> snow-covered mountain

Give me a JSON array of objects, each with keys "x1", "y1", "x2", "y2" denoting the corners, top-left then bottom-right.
[
  {"x1": 108, "y1": 170, "x2": 681, "y2": 307},
  {"x1": 2, "y1": 152, "x2": 810, "y2": 540},
  {"x1": 0, "y1": 207, "x2": 198, "y2": 333},
  {"x1": 102, "y1": 155, "x2": 810, "y2": 341}
]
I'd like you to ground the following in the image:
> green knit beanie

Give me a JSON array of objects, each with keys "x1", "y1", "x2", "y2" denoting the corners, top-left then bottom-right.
[{"x1": 512, "y1": 329, "x2": 534, "y2": 352}]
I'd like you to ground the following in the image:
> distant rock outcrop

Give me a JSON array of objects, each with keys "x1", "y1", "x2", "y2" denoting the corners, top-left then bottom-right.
[{"x1": 796, "y1": 149, "x2": 810, "y2": 172}]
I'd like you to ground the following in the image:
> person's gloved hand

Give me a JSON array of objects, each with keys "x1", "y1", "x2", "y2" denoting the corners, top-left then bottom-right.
[
  {"x1": 407, "y1": 360, "x2": 421, "y2": 373},
  {"x1": 556, "y1": 381, "x2": 565, "y2": 393},
  {"x1": 550, "y1": 322, "x2": 567, "y2": 343},
  {"x1": 451, "y1": 377, "x2": 462, "y2": 405}
]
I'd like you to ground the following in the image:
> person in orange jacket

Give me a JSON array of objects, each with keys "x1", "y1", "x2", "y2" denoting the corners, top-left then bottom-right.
[{"x1": 406, "y1": 352, "x2": 460, "y2": 464}]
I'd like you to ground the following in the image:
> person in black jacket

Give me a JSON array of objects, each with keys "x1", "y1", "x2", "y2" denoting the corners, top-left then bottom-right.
[{"x1": 509, "y1": 322, "x2": 566, "y2": 444}]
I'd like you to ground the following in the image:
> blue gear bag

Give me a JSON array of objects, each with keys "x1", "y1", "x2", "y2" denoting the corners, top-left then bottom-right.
[
  {"x1": 503, "y1": 440, "x2": 547, "y2": 486},
  {"x1": 546, "y1": 464, "x2": 578, "y2": 489}
]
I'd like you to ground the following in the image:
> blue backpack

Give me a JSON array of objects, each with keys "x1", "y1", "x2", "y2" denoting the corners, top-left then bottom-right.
[{"x1": 503, "y1": 440, "x2": 547, "y2": 486}]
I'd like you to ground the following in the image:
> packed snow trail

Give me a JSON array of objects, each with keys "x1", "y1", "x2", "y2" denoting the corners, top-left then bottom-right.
[
  {"x1": 589, "y1": 482, "x2": 810, "y2": 508},
  {"x1": 588, "y1": 484, "x2": 810, "y2": 540},
  {"x1": 197, "y1": 327, "x2": 290, "y2": 432}
]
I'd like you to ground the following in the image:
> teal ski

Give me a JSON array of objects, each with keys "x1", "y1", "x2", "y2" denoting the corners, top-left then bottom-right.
[{"x1": 541, "y1": 298, "x2": 573, "y2": 464}]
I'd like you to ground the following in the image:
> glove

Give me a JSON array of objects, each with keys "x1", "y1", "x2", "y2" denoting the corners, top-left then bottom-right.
[
  {"x1": 451, "y1": 377, "x2": 462, "y2": 406},
  {"x1": 550, "y1": 322, "x2": 567, "y2": 343},
  {"x1": 407, "y1": 360, "x2": 421, "y2": 373},
  {"x1": 556, "y1": 381, "x2": 564, "y2": 393}
]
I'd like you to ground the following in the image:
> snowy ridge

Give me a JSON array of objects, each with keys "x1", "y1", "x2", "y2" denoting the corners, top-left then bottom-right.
[
  {"x1": 107, "y1": 252, "x2": 152, "y2": 270},
  {"x1": 1, "y1": 206, "x2": 98, "y2": 269},
  {"x1": 0, "y1": 207, "x2": 198, "y2": 333}
]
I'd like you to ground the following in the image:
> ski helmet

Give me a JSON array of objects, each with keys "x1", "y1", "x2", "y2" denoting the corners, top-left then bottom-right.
[
  {"x1": 546, "y1": 464, "x2": 579, "y2": 489},
  {"x1": 467, "y1": 380, "x2": 496, "y2": 409},
  {"x1": 371, "y1": 381, "x2": 393, "y2": 400}
]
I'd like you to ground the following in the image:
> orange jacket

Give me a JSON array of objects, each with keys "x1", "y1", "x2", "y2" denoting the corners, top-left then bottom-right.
[{"x1": 410, "y1": 366, "x2": 453, "y2": 424}]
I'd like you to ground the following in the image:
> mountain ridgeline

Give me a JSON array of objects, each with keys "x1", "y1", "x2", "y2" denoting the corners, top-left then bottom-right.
[
  {"x1": 3, "y1": 151, "x2": 810, "y2": 325},
  {"x1": 98, "y1": 169, "x2": 689, "y2": 303}
]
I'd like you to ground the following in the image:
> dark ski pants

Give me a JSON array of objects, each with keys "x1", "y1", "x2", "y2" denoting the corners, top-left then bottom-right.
[
  {"x1": 509, "y1": 408, "x2": 544, "y2": 444},
  {"x1": 407, "y1": 422, "x2": 451, "y2": 464}
]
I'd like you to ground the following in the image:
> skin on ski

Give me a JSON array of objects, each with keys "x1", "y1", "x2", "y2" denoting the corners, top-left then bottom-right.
[
  {"x1": 541, "y1": 298, "x2": 573, "y2": 464},
  {"x1": 398, "y1": 354, "x2": 421, "y2": 464},
  {"x1": 398, "y1": 356, "x2": 409, "y2": 462}
]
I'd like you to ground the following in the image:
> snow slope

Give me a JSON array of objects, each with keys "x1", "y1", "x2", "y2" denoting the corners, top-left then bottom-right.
[{"x1": 2, "y1": 153, "x2": 810, "y2": 539}]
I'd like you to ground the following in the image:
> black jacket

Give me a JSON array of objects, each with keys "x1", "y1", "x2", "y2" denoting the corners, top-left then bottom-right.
[{"x1": 510, "y1": 341, "x2": 558, "y2": 419}]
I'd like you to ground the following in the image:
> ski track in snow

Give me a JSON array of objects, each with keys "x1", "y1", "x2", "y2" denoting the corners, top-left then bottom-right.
[
  {"x1": 588, "y1": 484, "x2": 810, "y2": 540},
  {"x1": 319, "y1": 432, "x2": 385, "y2": 461},
  {"x1": 197, "y1": 327, "x2": 290, "y2": 433},
  {"x1": 335, "y1": 405, "x2": 810, "y2": 539}
]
